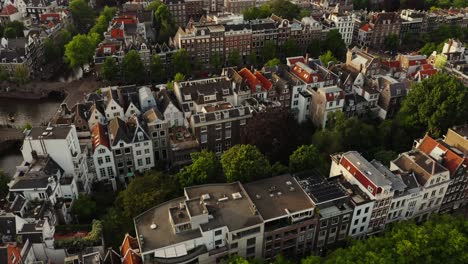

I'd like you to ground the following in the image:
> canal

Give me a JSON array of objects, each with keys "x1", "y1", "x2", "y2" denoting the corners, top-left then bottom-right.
[{"x1": 0, "y1": 97, "x2": 62, "y2": 177}]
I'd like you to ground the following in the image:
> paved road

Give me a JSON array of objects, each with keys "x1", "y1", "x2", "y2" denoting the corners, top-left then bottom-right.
[
  {"x1": 0, "y1": 127, "x2": 23, "y2": 143},
  {"x1": 62, "y1": 79, "x2": 101, "y2": 107}
]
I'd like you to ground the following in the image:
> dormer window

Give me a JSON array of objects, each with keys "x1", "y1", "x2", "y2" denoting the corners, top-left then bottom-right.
[
  {"x1": 215, "y1": 112, "x2": 221, "y2": 120},
  {"x1": 223, "y1": 111, "x2": 229, "y2": 119},
  {"x1": 222, "y1": 89, "x2": 229, "y2": 95},
  {"x1": 184, "y1": 94, "x2": 191, "y2": 101},
  {"x1": 137, "y1": 131, "x2": 144, "y2": 141},
  {"x1": 200, "y1": 114, "x2": 205, "y2": 122}
]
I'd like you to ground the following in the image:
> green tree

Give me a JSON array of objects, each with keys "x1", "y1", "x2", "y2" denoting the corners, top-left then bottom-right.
[
  {"x1": 44, "y1": 38, "x2": 59, "y2": 64},
  {"x1": 307, "y1": 38, "x2": 322, "y2": 58},
  {"x1": 146, "y1": 0, "x2": 162, "y2": 11},
  {"x1": 100, "y1": 57, "x2": 118, "y2": 82},
  {"x1": 0, "y1": 66, "x2": 9, "y2": 82},
  {"x1": 121, "y1": 50, "x2": 145, "y2": 84},
  {"x1": 268, "y1": 0, "x2": 301, "y2": 20},
  {"x1": 64, "y1": 34, "x2": 95, "y2": 69},
  {"x1": 209, "y1": 52, "x2": 222, "y2": 72},
  {"x1": 150, "y1": 54, "x2": 165, "y2": 83},
  {"x1": 373, "y1": 150, "x2": 398, "y2": 167},
  {"x1": 69, "y1": 0, "x2": 95, "y2": 33},
  {"x1": 228, "y1": 50, "x2": 241, "y2": 67},
  {"x1": 301, "y1": 256, "x2": 322, "y2": 264},
  {"x1": 262, "y1": 41, "x2": 277, "y2": 61},
  {"x1": 174, "y1": 72, "x2": 185, "y2": 82},
  {"x1": 247, "y1": 52, "x2": 258, "y2": 67},
  {"x1": 319, "y1": 50, "x2": 339, "y2": 67},
  {"x1": 172, "y1": 49, "x2": 191, "y2": 75},
  {"x1": 283, "y1": 39, "x2": 300, "y2": 57},
  {"x1": 384, "y1": 33, "x2": 400, "y2": 52},
  {"x1": 265, "y1": 58, "x2": 281, "y2": 67},
  {"x1": 221, "y1": 145, "x2": 271, "y2": 183},
  {"x1": 12, "y1": 65, "x2": 30, "y2": 85},
  {"x1": 353, "y1": 0, "x2": 370, "y2": 10},
  {"x1": 3, "y1": 21, "x2": 24, "y2": 38},
  {"x1": 178, "y1": 150, "x2": 223, "y2": 187},
  {"x1": 0, "y1": 171, "x2": 9, "y2": 199},
  {"x1": 242, "y1": 6, "x2": 271, "y2": 20},
  {"x1": 71, "y1": 194, "x2": 97, "y2": 223},
  {"x1": 419, "y1": 42, "x2": 437, "y2": 57},
  {"x1": 398, "y1": 73, "x2": 468, "y2": 137},
  {"x1": 154, "y1": 4, "x2": 176, "y2": 43},
  {"x1": 289, "y1": 145, "x2": 322, "y2": 173},
  {"x1": 324, "y1": 29, "x2": 346, "y2": 60},
  {"x1": 117, "y1": 171, "x2": 178, "y2": 218},
  {"x1": 271, "y1": 162, "x2": 289, "y2": 176}
]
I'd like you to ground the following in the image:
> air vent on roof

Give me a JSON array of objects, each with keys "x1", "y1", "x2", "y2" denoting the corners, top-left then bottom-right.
[
  {"x1": 42, "y1": 132, "x2": 48, "y2": 136},
  {"x1": 289, "y1": 186, "x2": 295, "y2": 192},
  {"x1": 286, "y1": 181, "x2": 292, "y2": 185},
  {"x1": 256, "y1": 194, "x2": 261, "y2": 199},
  {"x1": 202, "y1": 194, "x2": 211, "y2": 200},
  {"x1": 46, "y1": 127, "x2": 53, "y2": 131},
  {"x1": 277, "y1": 192, "x2": 282, "y2": 196},
  {"x1": 150, "y1": 223, "x2": 158, "y2": 229},
  {"x1": 232, "y1": 192, "x2": 242, "y2": 200},
  {"x1": 179, "y1": 202, "x2": 185, "y2": 209}
]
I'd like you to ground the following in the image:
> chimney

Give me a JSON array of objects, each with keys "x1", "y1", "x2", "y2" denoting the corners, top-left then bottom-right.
[
  {"x1": 432, "y1": 160, "x2": 436, "y2": 174},
  {"x1": 305, "y1": 53, "x2": 309, "y2": 62}
]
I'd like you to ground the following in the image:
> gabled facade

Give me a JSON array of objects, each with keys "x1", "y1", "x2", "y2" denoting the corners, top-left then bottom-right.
[
  {"x1": 91, "y1": 124, "x2": 117, "y2": 183},
  {"x1": 309, "y1": 86, "x2": 345, "y2": 128}
]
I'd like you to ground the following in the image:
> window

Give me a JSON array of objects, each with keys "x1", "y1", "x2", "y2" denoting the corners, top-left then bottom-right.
[
  {"x1": 331, "y1": 217, "x2": 339, "y2": 225},
  {"x1": 352, "y1": 228, "x2": 357, "y2": 235},
  {"x1": 360, "y1": 226, "x2": 365, "y2": 232},
  {"x1": 431, "y1": 190, "x2": 436, "y2": 197},
  {"x1": 145, "y1": 149, "x2": 150, "y2": 154},
  {"x1": 215, "y1": 230, "x2": 222, "y2": 236},
  {"x1": 215, "y1": 239, "x2": 222, "y2": 246},
  {"x1": 201, "y1": 134, "x2": 207, "y2": 143},
  {"x1": 240, "y1": 119, "x2": 246, "y2": 125},
  {"x1": 107, "y1": 167, "x2": 114, "y2": 177},
  {"x1": 215, "y1": 124, "x2": 222, "y2": 130},
  {"x1": 362, "y1": 217, "x2": 367, "y2": 223},
  {"x1": 231, "y1": 242, "x2": 238, "y2": 249},
  {"x1": 439, "y1": 188, "x2": 444, "y2": 195},
  {"x1": 340, "y1": 224, "x2": 348, "y2": 231},
  {"x1": 201, "y1": 126, "x2": 207, "y2": 133},
  {"x1": 97, "y1": 157, "x2": 103, "y2": 165},
  {"x1": 146, "y1": 157, "x2": 151, "y2": 165},
  {"x1": 118, "y1": 162, "x2": 123, "y2": 168},
  {"x1": 138, "y1": 159, "x2": 143, "y2": 166},
  {"x1": 136, "y1": 150, "x2": 142, "y2": 156},
  {"x1": 356, "y1": 209, "x2": 361, "y2": 216},
  {"x1": 364, "y1": 207, "x2": 369, "y2": 213},
  {"x1": 105, "y1": 156, "x2": 111, "y2": 163},
  {"x1": 160, "y1": 131, "x2": 165, "y2": 136},
  {"x1": 215, "y1": 143, "x2": 223, "y2": 154},
  {"x1": 319, "y1": 230, "x2": 326, "y2": 237},
  {"x1": 246, "y1": 247, "x2": 255, "y2": 256},
  {"x1": 320, "y1": 220, "x2": 328, "y2": 228},
  {"x1": 354, "y1": 219, "x2": 358, "y2": 225},
  {"x1": 247, "y1": 237, "x2": 256, "y2": 246},
  {"x1": 226, "y1": 122, "x2": 232, "y2": 128},
  {"x1": 423, "y1": 193, "x2": 428, "y2": 199},
  {"x1": 343, "y1": 214, "x2": 350, "y2": 222},
  {"x1": 125, "y1": 148, "x2": 131, "y2": 154},
  {"x1": 100, "y1": 168, "x2": 106, "y2": 177},
  {"x1": 225, "y1": 129, "x2": 231, "y2": 139}
]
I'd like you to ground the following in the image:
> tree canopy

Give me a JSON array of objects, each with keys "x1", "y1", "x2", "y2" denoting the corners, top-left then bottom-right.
[
  {"x1": 221, "y1": 144, "x2": 271, "y2": 183},
  {"x1": 242, "y1": 108, "x2": 303, "y2": 164},
  {"x1": 261, "y1": 41, "x2": 277, "y2": 61},
  {"x1": 71, "y1": 194, "x2": 97, "y2": 223},
  {"x1": 384, "y1": 33, "x2": 400, "y2": 52},
  {"x1": 228, "y1": 50, "x2": 242, "y2": 67},
  {"x1": 121, "y1": 50, "x2": 145, "y2": 84},
  {"x1": 172, "y1": 49, "x2": 191, "y2": 75},
  {"x1": 12, "y1": 65, "x2": 30, "y2": 85},
  {"x1": 324, "y1": 30, "x2": 347, "y2": 60},
  {"x1": 150, "y1": 54, "x2": 166, "y2": 83},
  {"x1": 178, "y1": 150, "x2": 223, "y2": 187},
  {"x1": 69, "y1": 0, "x2": 95, "y2": 33},
  {"x1": 398, "y1": 73, "x2": 468, "y2": 138},
  {"x1": 117, "y1": 171, "x2": 178, "y2": 218},
  {"x1": 154, "y1": 4, "x2": 177, "y2": 43},
  {"x1": 100, "y1": 57, "x2": 118, "y2": 82},
  {"x1": 64, "y1": 34, "x2": 96, "y2": 69},
  {"x1": 289, "y1": 145, "x2": 322, "y2": 173},
  {"x1": 90, "y1": 6, "x2": 118, "y2": 40},
  {"x1": 265, "y1": 58, "x2": 281, "y2": 67},
  {"x1": 3, "y1": 21, "x2": 24, "y2": 38},
  {"x1": 319, "y1": 51, "x2": 339, "y2": 68}
]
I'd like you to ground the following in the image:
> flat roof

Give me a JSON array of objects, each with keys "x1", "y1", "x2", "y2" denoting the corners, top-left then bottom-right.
[
  {"x1": 185, "y1": 183, "x2": 263, "y2": 232},
  {"x1": 28, "y1": 126, "x2": 71, "y2": 140},
  {"x1": 243, "y1": 174, "x2": 314, "y2": 221},
  {"x1": 298, "y1": 173, "x2": 348, "y2": 205},
  {"x1": 134, "y1": 197, "x2": 203, "y2": 252}
]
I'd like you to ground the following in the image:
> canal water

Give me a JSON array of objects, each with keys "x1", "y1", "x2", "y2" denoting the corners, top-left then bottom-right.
[{"x1": 0, "y1": 97, "x2": 62, "y2": 177}]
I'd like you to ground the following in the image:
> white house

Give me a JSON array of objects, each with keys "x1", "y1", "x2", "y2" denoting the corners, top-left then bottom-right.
[
  {"x1": 103, "y1": 89, "x2": 125, "y2": 120},
  {"x1": 127, "y1": 116, "x2": 154, "y2": 173},
  {"x1": 138, "y1": 86, "x2": 157, "y2": 112},
  {"x1": 22, "y1": 125, "x2": 91, "y2": 193},
  {"x1": 91, "y1": 123, "x2": 117, "y2": 183},
  {"x1": 158, "y1": 90, "x2": 185, "y2": 127},
  {"x1": 328, "y1": 6, "x2": 355, "y2": 46}
]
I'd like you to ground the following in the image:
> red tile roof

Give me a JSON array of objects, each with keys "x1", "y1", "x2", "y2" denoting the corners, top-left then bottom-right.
[
  {"x1": 254, "y1": 71, "x2": 272, "y2": 91},
  {"x1": 238, "y1": 67, "x2": 262, "y2": 93},
  {"x1": 0, "y1": 4, "x2": 18, "y2": 16},
  {"x1": 112, "y1": 15, "x2": 138, "y2": 25},
  {"x1": 121, "y1": 234, "x2": 141, "y2": 264},
  {"x1": 4, "y1": 244, "x2": 22, "y2": 264},
  {"x1": 361, "y1": 23, "x2": 372, "y2": 32},
  {"x1": 111, "y1": 28, "x2": 125, "y2": 39},
  {"x1": 325, "y1": 90, "x2": 345, "y2": 102},
  {"x1": 421, "y1": 64, "x2": 433, "y2": 70},
  {"x1": 40, "y1": 13, "x2": 61, "y2": 22},
  {"x1": 417, "y1": 135, "x2": 464, "y2": 175},
  {"x1": 291, "y1": 62, "x2": 322, "y2": 84},
  {"x1": 408, "y1": 59, "x2": 427, "y2": 66},
  {"x1": 287, "y1": 57, "x2": 305, "y2": 66},
  {"x1": 91, "y1": 124, "x2": 110, "y2": 151}
]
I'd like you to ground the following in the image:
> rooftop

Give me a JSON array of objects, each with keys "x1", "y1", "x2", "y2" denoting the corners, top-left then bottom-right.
[
  {"x1": 417, "y1": 135, "x2": 464, "y2": 175},
  {"x1": 392, "y1": 150, "x2": 448, "y2": 186},
  {"x1": 27, "y1": 126, "x2": 71, "y2": 140},
  {"x1": 296, "y1": 172, "x2": 348, "y2": 205},
  {"x1": 243, "y1": 174, "x2": 314, "y2": 221},
  {"x1": 342, "y1": 151, "x2": 392, "y2": 187}
]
